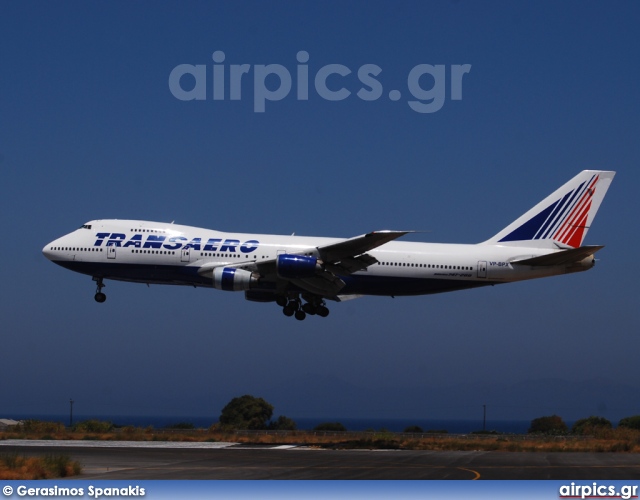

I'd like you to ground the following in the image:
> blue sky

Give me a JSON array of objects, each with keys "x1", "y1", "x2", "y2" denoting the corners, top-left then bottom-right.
[{"x1": 1, "y1": 2, "x2": 638, "y2": 425}]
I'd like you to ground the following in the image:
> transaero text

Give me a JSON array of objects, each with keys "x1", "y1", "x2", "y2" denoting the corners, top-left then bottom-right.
[{"x1": 94, "y1": 233, "x2": 259, "y2": 253}]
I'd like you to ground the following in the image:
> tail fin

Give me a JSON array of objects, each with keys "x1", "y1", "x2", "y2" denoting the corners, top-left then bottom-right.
[{"x1": 482, "y1": 170, "x2": 615, "y2": 248}]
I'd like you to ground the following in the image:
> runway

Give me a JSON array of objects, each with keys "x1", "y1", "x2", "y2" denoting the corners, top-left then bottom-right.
[{"x1": 1, "y1": 440, "x2": 639, "y2": 479}]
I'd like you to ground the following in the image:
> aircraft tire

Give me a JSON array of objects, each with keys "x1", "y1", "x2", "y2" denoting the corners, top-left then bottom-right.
[
  {"x1": 294, "y1": 310, "x2": 306, "y2": 321},
  {"x1": 283, "y1": 306, "x2": 295, "y2": 317},
  {"x1": 95, "y1": 292, "x2": 107, "y2": 303},
  {"x1": 302, "y1": 303, "x2": 317, "y2": 315},
  {"x1": 317, "y1": 306, "x2": 329, "y2": 317}
]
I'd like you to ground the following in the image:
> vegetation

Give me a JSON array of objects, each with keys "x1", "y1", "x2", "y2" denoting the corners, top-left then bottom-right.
[
  {"x1": 0, "y1": 454, "x2": 81, "y2": 479},
  {"x1": 403, "y1": 425, "x2": 424, "y2": 433},
  {"x1": 572, "y1": 416, "x2": 612, "y2": 435},
  {"x1": 4, "y1": 413, "x2": 640, "y2": 453},
  {"x1": 217, "y1": 394, "x2": 297, "y2": 431},
  {"x1": 73, "y1": 419, "x2": 114, "y2": 433},
  {"x1": 528, "y1": 415, "x2": 568, "y2": 435},
  {"x1": 619, "y1": 415, "x2": 640, "y2": 431},
  {"x1": 268, "y1": 416, "x2": 297, "y2": 431},
  {"x1": 219, "y1": 395, "x2": 274, "y2": 430},
  {"x1": 166, "y1": 422, "x2": 196, "y2": 430},
  {"x1": 18, "y1": 419, "x2": 65, "y2": 434}
]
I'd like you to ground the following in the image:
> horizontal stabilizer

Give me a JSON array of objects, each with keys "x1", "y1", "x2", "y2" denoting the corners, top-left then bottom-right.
[{"x1": 511, "y1": 245, "x2": 604, "y2": 266}]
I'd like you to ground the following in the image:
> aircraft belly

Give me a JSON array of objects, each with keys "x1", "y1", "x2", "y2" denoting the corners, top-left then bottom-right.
[
  {"x1": 52, "y1": 260, "x2": 212, "y2": 287},
  {"x1": 340, "y1": 274, "x2": 498, "y2": 296}
]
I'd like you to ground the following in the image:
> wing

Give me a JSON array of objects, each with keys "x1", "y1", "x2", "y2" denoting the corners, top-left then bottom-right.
[
  {"x1": 198, "y1": 230, "x2": 409, "y2": 299},
  {"x1": 280, "y1": 230, "x2": 410, "y2": 297},
  {"x1": 318, "y1": 230, "x2": 410, "y2": 263}
]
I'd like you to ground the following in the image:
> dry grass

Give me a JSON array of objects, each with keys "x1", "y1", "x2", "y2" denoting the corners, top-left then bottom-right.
[
  {"x1": 222, "y1": 430, "x2": 640, "y2": 453},
  {"x1": 0, "y1": 454, "x2": 81, "y2": 479},
  {"x1": 2, "y1": 421, "x2": 640, "y2": 453}
]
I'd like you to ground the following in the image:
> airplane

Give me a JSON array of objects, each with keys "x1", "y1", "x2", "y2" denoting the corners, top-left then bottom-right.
[{"x1": 43, "y1": 170, "x2": 614, "y2": 320}]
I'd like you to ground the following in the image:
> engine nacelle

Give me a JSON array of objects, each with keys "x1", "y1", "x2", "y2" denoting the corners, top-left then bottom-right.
[
  {"x1": 276, "y1": 254, "x2": 319, "y2": 279},
  {"x1": 213, "y1": 267, "x2": 257, "y2": 291}
]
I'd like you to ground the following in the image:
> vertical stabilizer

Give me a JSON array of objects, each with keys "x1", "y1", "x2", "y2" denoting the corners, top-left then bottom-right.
[{"x1": 482, "y1": 170, "x2": 615, "y2": 248}]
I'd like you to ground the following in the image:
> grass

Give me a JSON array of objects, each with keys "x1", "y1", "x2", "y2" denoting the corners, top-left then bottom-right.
[
  {"x1": 2, "y1": 420, "x2": 640, "y2": 453},
  {"x1": 0, "y1": 454, "x2": 81, "y2": 479}
]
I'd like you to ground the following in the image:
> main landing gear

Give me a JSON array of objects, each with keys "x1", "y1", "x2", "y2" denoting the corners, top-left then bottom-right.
[
  {"x1": 277, "y1": 295, "x2": 329, "y2": 321},
  {"x1": 93, "y1": 277, "x2": 106, "y2": 303}
]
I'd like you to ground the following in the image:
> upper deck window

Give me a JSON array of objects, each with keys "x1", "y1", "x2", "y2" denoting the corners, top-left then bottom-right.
[{"x1": 81, "y1": 224, "x2": 92, "y2": 230}]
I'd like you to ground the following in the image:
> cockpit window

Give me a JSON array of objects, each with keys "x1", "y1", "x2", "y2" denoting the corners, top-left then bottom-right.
[{"x1": 81, "y1": 224, "x2": 92, "y2": 229}]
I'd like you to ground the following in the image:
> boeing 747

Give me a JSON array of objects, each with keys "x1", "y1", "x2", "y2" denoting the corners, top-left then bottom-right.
[{"x1": 43, "y1": 170, "x2": 615, "y2": 320}]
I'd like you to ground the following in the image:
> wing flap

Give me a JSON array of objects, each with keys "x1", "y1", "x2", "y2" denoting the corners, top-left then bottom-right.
[
  {"x1": 290, "y1": 272, "x2": 346, "y2": 297},
  {"x1": 324, "y1": 254, "x2": 378, "y2": 275}
]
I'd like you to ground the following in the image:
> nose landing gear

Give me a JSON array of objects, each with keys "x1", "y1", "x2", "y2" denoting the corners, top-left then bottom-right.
[{"x1": 93, "y1": 277, "x2": 106, "y2": 303}]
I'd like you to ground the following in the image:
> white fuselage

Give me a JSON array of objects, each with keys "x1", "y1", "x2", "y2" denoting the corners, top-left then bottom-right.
[{"x1": 43, "y1": 219, "x2": 594, "y2": 298}]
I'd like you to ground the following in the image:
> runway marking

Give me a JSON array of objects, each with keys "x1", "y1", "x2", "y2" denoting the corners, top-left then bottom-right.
[
  {"x1": 0, "y1": 439, "x2": 239, "y2": 449},
  {"x1": 457, "y1": 467, "x2": 481, "y2": 480},
  {"x1": 471, "y1": 465, "x2": 640, "y2": 469}
]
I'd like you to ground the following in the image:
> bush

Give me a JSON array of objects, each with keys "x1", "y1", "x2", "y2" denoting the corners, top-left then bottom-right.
[
  {"x1": 18, "y1": 420, "x2": 64, "y2": 434},
  {"x1": 618, "y1": 415, "x2": 640, "y2": 431},
  {"x1": 219, "y1": 395, "x2": 274, "y2": 430},
  {"x1": 403, "y1": 425, "x2": 424, "y2": 433},
  {"x1": 528, "y1": 415, "x2": 568, "y2": 435},
  {"x1": 165, "y1": 422, "x2": 195, "y2": 430},
  {"x1": 572, "y1": 416, "x2": 612, "y2": 435},
  {"x1": 0, "y1": 454, "x2": 81, "y2": 479},
  {"x1": 313, "y1": 422, "x2": 347, "y2": 432},
  {"x1": 43, "y1": 455, "x2": 81, "y2": 477},
  {"x1": 268, "y1": 416, "x2": 297, "y2": 431},
  {"x1": 72, "y1": 420, "x2": 113, "y2": 433}
]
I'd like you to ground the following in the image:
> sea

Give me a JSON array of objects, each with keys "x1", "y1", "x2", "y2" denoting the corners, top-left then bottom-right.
[{"x1": 6, "y1": 415, "x2": 540, "y2": 434}]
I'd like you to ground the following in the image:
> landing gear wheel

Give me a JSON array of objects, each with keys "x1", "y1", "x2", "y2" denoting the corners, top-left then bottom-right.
[
  {"x1": 283, "y1": 305, "x2": 296, "y2": 317},
  {"x1": 317, "y1": 305, "x2": 329, "y2": 317},
  {"x1": 302, "y1": 303, "x2": 317, "y2": 315},
  {"x1": 294, "y1": 310, "x2": 306, "y2": 321},
  {"x1": 276, "y1": 296, "x2": 288, "y2": 307},
  {"x1": 93, "y1": 277, "x2": 106, "y2": 303}
]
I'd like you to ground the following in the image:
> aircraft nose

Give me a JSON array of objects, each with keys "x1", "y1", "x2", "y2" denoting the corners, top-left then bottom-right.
[
  {"x1": 42, "y1": 242, "x2": 54, "y2": 261},
  {"x1": 43, "y1": 237, "x2": 65, "y2": 261}
]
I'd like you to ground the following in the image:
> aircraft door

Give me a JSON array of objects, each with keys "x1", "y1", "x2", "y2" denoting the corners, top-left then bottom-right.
[
  {"x1": 477, "y1": 261, "x2": 487, "y2": 278},
  {"x1": 181, "y1": 248, "x2": 191, "y2": 262},
  {"x1": 107, "y1": 246, "x2": 116, "y2": 260}
]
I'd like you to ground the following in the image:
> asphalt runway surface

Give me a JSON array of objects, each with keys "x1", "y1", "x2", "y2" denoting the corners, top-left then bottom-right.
[{"x1": 1, "y1": 440, "x2": 640, "y2": 479}]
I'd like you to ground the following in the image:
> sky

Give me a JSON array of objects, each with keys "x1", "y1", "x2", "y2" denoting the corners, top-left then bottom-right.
[{"x1": 1, "y1": 1, "x2": 639, "y2": 426}]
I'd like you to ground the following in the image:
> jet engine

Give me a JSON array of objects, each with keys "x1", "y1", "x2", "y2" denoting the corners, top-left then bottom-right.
[
  {"x1": 213, "y1": 267, "x2": 257, "y2": 291},
  {"x1": 276, "y1": 254, "x2": 319, "y2": 279}
]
